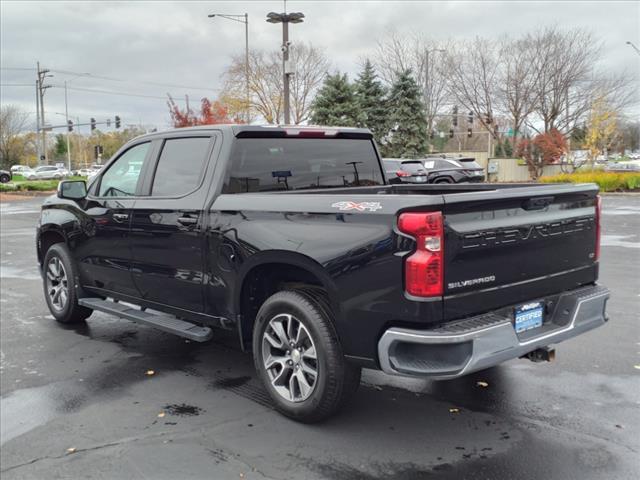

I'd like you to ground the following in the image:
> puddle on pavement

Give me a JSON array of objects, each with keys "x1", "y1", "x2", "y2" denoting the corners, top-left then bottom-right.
[
  {"x1": 0, "y1": 381, "x2": 86, "y2": 446},
  {"x1": 601, "y1": 235, "x2": 640, "y2": 249},
  {"x1": 0, "y1": 265, "x2": 42, "y2": 281}
]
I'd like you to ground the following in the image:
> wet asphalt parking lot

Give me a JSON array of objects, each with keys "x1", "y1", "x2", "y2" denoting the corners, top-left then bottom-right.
[{"x1": 0, "y1": 195, "x2": 638, "y2": 480}]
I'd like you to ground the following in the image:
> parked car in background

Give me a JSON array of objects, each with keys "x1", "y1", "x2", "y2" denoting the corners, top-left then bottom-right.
[
  {"x1": 75, "y1": 168, "x2": 95, "y2": 177},
  {"x1": 87, "y1": 165, "x2": 104, "y2": 179},
  {"x1": 605, "y1": 161, "x2": 640, "y2": 172},
  {"x1": 422, "y1": 157, "x2": 485, "y2": 184},
  {"x1": 11, "y1": 165, "x2": 34, "y2": 176},
  {"x1": 0, "y1": 170, "x2": 12, "y2": 183},
  {"x1": 25, "y1": 166, "x2": 69, "y2": 180},
  {"x1": 383, "y1": 159, "x2": 429, "y2": 184}
]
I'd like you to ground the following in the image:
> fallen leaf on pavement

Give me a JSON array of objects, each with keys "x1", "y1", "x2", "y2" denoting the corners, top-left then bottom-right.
[
  {"x1": 449, "y1": 408, "x2": 460, "y2": 413},
  {"x1": 158, "y1": 412, "x2": 165, "y2": 418},
  {"x1": 634, "y1": 365, "x2": 640, "y2": 370},
  {"x1": 146, "y1": 370, "x2": 155, "y2": 376},
  {"x1": 476, "y1": 381, "x2": 489, "y2": 388},
  {"x1": 66, "y1": 447, "x2": 77, "y2": 454}
]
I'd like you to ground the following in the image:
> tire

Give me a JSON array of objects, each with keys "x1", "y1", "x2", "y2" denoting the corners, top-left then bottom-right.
[
  {"x1": 42, "y1": 243, "x2": 93, "y2": 324},
  {"x1": 0, "y1": 174, "x2": 10, "y2": 183},
  {"x1": 252, "y1": 289, "x2": 361, "y2": 423},
  {"x1": 435, "y1": 177, "x2": 453, "y2": 184}
]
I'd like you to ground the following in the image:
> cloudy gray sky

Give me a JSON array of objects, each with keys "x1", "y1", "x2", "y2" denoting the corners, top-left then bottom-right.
[{"x1": 1, "y1": 0, "x2": 639, "y2": 131}]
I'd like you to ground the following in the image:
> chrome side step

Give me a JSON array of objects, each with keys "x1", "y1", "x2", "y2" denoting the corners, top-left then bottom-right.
[{"x1": 79, "y1": 298, "x2": 213, "y2": 342}]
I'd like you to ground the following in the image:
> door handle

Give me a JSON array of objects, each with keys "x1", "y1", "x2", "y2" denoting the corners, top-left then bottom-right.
[
  {"x1": 177, "y1": 216, "x2": 198, "y2": 226},
  {"x1": 112, "y1": 213, "x2": 129, "y2": 223}
]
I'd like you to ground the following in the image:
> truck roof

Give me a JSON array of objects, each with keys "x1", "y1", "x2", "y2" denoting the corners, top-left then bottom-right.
[{"x1": 134, "y1": 124, "x2": 373, "y2": 141}]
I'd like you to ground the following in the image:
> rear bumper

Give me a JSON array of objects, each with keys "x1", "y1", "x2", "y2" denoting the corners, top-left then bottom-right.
[{"x1": 377, "y1": 284, "x2": 609, "y2": 379}]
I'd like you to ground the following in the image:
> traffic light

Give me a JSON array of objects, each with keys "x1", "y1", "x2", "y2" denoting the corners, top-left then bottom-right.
[
  {"x1": 449, "y1": 129, "x2": 454, "y2": 138},
  {"x1": 467, "y1": 128, "x2": 473, "y2": 138},
  {"x1": 67, "y1": 120, "x2": 73, "y2": 132},
  {"x1": 115, "y1": 115, "x2": 121, "y2": 129},
  {"x1": 452, "y1": 106, "x2": 458, "y2": 127},
  {"x1": 90, "y1": 118, "x2": 96, "y2": 131},
  {"x1": 468, "y1": 111, "x2": 473, "y2": 124}
]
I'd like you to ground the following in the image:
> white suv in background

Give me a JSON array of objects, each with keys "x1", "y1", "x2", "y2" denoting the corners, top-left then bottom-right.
[{"x1": 25, "y1": 166, "x2": 70, "y2": 180}]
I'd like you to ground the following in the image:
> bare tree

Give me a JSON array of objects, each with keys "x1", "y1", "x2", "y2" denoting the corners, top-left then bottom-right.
[
  {"x1": 374, "y1": 31, "x2": 450, "y2": 131},
  {"x1": 445, "y1": 37, "x2": 501, "y2": 139},
  {"x1": 0, "y1": 104, "x2": 30, "y2": 168},
  {"x1": 495, "y1": 35, "x2": 542, "y2": 142},
  {"x1": 222, "y1": 42, "x2": 329, "y2": 124}
]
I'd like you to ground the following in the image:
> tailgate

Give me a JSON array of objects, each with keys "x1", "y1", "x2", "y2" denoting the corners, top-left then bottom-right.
[{"x1": 441, "y1": 185, "x2": 599, "y2": 320}]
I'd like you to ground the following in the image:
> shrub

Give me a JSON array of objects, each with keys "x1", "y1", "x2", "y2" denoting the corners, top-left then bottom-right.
[{"x1": 539, "y1": 171, "x2": 640, "y2": 192}]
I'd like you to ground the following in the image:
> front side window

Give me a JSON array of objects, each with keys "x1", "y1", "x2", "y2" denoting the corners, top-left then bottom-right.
[
  {"x1": 151, "y1": 137, "x2": 211, "y2": 197},
  {"x1": 99, "y1": 142, "x2": 150, "y2": 197},
  {"x1": 223, "y1": 138, "x2": 383, "y2": 193}
]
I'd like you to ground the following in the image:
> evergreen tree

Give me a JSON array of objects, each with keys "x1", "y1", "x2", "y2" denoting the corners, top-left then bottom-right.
[
  {"x1": 383, "y1": 70, "x2": 429, "y2": 158},
  {"x1": 494, "y1": 140, "x2": 504, "y2": 158},
  {"x1": 503, "y1": 138, "x2": 514, "y2": 157},
  {"x1": 310, "y1": 73, "x2": 360, "y2": 127},
  {"x1": 354, "y1": 59, "x2": 388, "y2": 145}
]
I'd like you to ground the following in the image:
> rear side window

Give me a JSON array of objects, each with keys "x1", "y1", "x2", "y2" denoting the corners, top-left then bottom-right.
[
  {"x1": 223, "y1": 138, "x2": 383, "y2": 193},
  {"x1": 151, "y1": 137, "x2": 211, "y2": 197},
  {"x1": 400, "y1": 161, "x2": 425, "y2": 173}
]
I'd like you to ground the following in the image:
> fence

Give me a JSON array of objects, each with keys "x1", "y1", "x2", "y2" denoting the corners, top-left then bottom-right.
[{"x1": 443, "y1": 151, "x2": 565, "y2": 182}]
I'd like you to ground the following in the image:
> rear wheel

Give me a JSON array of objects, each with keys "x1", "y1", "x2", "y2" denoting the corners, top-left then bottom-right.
[
  {"x1": 253, "y1": 289, "x2": 361, "y2": 423},
  {"x1": 0, "y1": 173, "x2": 10, "y2": 183},
  {"x1": 435, "y1": 177, "x2": 453, "y2": 184},
  {"x1": 43, "y1": 243, "x2": 92, "y2": 324}
]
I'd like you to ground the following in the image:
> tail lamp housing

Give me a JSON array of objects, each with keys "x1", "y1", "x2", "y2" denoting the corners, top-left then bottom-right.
[
  {"x1": 398, "y1": 212, "x2": 444, "y2": 297},
  {"x1": 396, "y1": 170, "x2": 411, "y2": 177}
]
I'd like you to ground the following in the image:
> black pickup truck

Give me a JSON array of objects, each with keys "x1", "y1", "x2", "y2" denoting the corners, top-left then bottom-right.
[{"x1": 37, "y1": 125, "x2": 609, "y2": 422}]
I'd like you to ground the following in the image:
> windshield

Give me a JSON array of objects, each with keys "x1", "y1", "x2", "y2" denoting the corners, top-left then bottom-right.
[{"x1": 223, "y1": 138, "x2": 384, "y2": 193}]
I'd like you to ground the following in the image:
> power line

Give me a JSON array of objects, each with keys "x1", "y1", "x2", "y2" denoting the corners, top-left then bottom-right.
[
  {"x1": 51, "y1": 84, "x2": 196, "y2": 102},
  {"x1": 0, "y1": 83, "x2": 33, "y2": 86},
  {"x1": 49, "y1": 68, "x2": 219, "y2": 92},
  {"x1": 0, "y1": 67, "x2": 37, "y2": 71}
]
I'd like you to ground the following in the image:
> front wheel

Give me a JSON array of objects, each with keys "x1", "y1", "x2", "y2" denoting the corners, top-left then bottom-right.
[
  {"x1": 253, "y1": 289, "x2": 361, "y2": 423},
  {"x1": 43, "y1": 243, "x2": 93, "y2": 324}
]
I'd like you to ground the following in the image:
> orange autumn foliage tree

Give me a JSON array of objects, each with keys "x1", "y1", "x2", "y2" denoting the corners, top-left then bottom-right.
[
  {"x1": 516, "y1": 129, "x2": 568, "y2": 180},
  {"x1": 167, "y1": 95, "x2": 242, "y2": 127}
]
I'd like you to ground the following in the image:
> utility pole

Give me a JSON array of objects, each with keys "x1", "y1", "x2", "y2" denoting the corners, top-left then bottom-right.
[
  {"x1": 35, "y1": 80, "x2": 41, "y2": 164},
  {"x1": 36, "y1": 62, "x2": 52, "y2": 164},
  {"x1": 266, "y1": 11, "x2": 305, "y2": 125}
]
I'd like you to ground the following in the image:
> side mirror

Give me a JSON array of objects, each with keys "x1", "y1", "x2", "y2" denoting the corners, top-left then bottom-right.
[{"x1": 57, "y1": 180, "x2": 87, "y2": 200}]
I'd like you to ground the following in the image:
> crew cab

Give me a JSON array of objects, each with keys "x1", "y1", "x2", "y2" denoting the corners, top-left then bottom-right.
[{"x1": 37, "y1": 125, "x2": 609, "y2": 422}]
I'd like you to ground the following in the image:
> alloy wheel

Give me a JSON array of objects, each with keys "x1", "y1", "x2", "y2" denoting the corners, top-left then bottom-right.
[{"x1": 262, "y1": 313, "x2": 318, "y2": 402}]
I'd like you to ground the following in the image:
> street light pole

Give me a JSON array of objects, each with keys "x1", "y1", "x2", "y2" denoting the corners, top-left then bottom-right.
[
  {"x1": 626, "y1": 41, "x2": 640, "y2": 56},
  {"x1": 266, "y1": 11, "x2": 305, "y2": 125},
  {"x1": 208, "y1": 13, "x2": 250, "y2": 123},
  {"x1": 282, "y1": 20, "x2": 290, "y2": 125},
  {"x1": 64, "y1": 81, "x2": 71, "y2": 172}
]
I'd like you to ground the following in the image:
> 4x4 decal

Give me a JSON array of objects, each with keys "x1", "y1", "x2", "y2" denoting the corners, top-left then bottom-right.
[{"x1": 331, "y1": 201, "x2": 382, "y2": 212}]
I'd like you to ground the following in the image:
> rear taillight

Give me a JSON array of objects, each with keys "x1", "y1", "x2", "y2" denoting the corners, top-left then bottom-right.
[
  {"x1": 595, "y1": 195, "x2": 602, "y2": 261},
  {"x1": 398, "y1": 212, "x2": 444, "y2": 297},
  {"x1": 396, "y1": 170, "x2": 411, "y2": 177}
]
